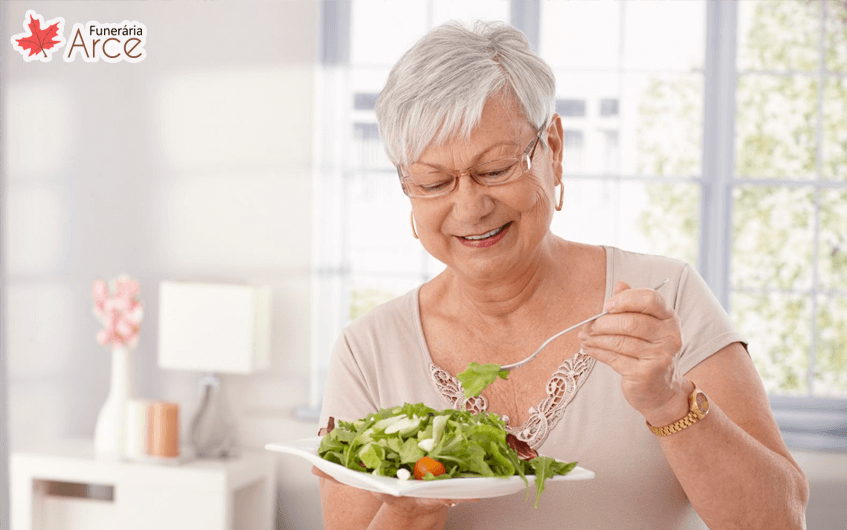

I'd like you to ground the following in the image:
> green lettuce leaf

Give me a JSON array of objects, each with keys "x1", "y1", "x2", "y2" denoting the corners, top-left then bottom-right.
[{"x1": 456, "y1": 362, "x2": 509, "y2": 398}]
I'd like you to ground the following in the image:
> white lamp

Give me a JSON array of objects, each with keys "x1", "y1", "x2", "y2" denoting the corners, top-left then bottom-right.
[{"x1": 158, "y1": 281, "x2": 271, "y2": 457}]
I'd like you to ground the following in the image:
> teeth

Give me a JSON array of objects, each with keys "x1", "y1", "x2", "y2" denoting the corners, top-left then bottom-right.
[{"x1": 463, "y1": 225, "x2": 505, "y2": 240}]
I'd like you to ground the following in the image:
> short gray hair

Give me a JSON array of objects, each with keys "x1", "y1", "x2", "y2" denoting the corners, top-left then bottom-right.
[{"x1": 375, "y1": 21, "x2": 556, "y2": 169}]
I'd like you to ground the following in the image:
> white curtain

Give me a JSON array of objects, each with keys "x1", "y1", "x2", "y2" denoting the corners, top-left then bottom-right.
[
  {"x1": 0, "y1": 2, "x2": 10, "y2": 523},
  {"x1": 0, "y1": 328, "x2": 8, "y2": 530}
]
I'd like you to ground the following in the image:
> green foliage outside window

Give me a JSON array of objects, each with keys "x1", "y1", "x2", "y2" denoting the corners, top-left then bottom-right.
[{"x1": 638, "y1": 0, "x2": 846, "y2": 397}]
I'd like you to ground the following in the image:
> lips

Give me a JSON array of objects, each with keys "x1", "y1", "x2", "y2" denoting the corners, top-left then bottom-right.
[
  {"x1": 459, "y1": 222, "x2": 510, "y2": 241},
  {"x1": 457, "y1": 222, "x2": 512, "y2": 248}
]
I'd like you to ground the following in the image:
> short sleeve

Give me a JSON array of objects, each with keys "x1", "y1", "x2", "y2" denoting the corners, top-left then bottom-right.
[
  {"x1": 318, "y1": 329, "x2": 378, "y2": 432},
  {"x1": 675, "y1": 263, "x2": 747, "y2": 375}
]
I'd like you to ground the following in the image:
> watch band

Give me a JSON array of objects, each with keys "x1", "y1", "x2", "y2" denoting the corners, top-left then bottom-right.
[
  {"x1": 646, "y1": 383, "x2": 709, "y2": 437},
  {"x1": 647, "y1": 410, "x2": 700, "y2": 436}
]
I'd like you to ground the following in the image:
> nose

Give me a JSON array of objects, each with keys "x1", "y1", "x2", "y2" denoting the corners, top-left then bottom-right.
[{"x1": 449, "y1": 170, "x2": 495, "y2": 223}]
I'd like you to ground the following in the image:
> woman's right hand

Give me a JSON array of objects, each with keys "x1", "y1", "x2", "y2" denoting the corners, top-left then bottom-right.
[{"x1": 313, "y1": 466, "x2": 478, "y2": 529}]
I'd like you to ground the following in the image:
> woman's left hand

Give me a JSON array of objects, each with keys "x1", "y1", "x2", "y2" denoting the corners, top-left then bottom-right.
[{"x1": 578, "y1": 280, "x2": 692, "y2": 427}]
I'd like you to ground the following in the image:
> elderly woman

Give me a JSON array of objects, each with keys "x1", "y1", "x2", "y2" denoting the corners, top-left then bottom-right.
[{"x1": 317, "y1": 22, "x2": 808, "y2": 529}]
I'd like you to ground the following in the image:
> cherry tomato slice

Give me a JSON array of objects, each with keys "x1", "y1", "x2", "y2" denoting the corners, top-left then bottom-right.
[{"x1": 413, "y1": 456, "x2": 446, "y2": 479}]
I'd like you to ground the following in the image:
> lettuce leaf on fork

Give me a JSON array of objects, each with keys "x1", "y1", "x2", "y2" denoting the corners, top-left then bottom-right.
[{"x1": 456, "y1": 362, "x2": 509, "y2": 398}]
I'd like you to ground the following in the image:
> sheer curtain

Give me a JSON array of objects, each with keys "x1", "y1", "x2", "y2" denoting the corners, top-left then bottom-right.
[
  {"x1": 0, "y1": 2, "x2": 9, "y2": 523},
  {"x1": 0, "y1": 325, "x2": 8, "y2": 530}
]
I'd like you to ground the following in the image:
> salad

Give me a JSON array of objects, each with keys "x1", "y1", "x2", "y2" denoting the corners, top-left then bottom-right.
[{"x1": 318, "y1": 402, "x2": 576, "y2": 507}]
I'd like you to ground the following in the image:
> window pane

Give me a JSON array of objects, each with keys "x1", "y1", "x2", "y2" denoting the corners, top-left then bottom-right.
[
  {"x1": 349, "y1": 275, "x2": 423, "y2": 321},
  {"x1": 622, "y1": 1, "x2": 705, "y2": 72},
  {"x1": 540, "y1": 0, "x2": 620, "y2": 70},
  {"x1": 354, "y1": 93, "x2": 379, "y2": 110},
  {"x1": 556, "y1": 99, "x2": 587, "y2": 117},
  {"x1": 825, "y1": 1, "x2": 847, "y2": 73},
  {"x1": 431, "y1": 0, "x2": 509, "y2": 27},
  {"x1": 815, "y1": 294, "x2": 847, "y2": 398},
  {"x1": 819, "y1": 189, "x2": 847, "y2": 291},
  {"x1": 628, "y1": 74, "x2": 703, "y2": 177},
  {"x1": 823, "y1": 78, "x2": 847, "y2": 181},
  {"x1": 351, "y1": 0, "x2": 428, "y2": 66},
  {"x1": 346, "y1": 171, "x2": 424, "y2": 277},
  {"x1": 350, "y1": 123, "x2": 384, "y2": 169},
  {"x1": 733, "y1": 291, "x2": 810, "y2": 396},
  {"x1": 561, "y1": 130, "x2": 585, "y2": 172},
  {"x1": 554, "y1": 72, "x2": 618, "y2": 174},
  {"x1": 554, "y1": 72, "x2": 703, "y2": 177},
  {"x1": 737, "y1": 0, "x2": 820, "y2": 73},
  {"x1": 552, "y1": 179, "x2": 699, "y2": 266},
  {"x1": 731, "y1": 186, "x2": 815, "y2": 291},
  {"x1": 735, "y1": 75, "x2": 818, "y2": 179}
]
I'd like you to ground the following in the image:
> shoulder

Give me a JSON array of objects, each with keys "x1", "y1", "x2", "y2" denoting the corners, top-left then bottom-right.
[
  {"x1": 606, "y1": 245, "x2": 688, "y2": 272},
  {"x1": 604, "y1": 246, "x2": 690, "y2": 293},
  {"x1": 341, "y1": 287, "x2": 422, "y2": 355},
  {"x1": 345, "y1": 287, "x2": 419, "y2": 333}
]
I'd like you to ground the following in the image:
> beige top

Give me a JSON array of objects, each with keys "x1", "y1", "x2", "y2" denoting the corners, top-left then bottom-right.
[{"x1": 320, "y1": 246, "x2": 746, "y2": 529}]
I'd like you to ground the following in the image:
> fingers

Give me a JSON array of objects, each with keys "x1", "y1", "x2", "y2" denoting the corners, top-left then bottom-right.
[
  {"x1": 584, "y1": 312, "x2": 663, "y2": 343},
  {"x1": 579, "y1": 344, "x2": 639, "y2": 373},
  {"x1": 311, "y1": 466, "x2": 335, "y2": 482},
  {"x1": 379, "y1": 495, "x2": 479, "y2": 516},
  {"x1": 605, "y1": 280, "x2": 674, "y2": 320},
  {"x1": 579, "y1": 328, "x2": 653, "y2": 358},
  {"x1": 411, "y1": 497, "x2": 479, "y2": 508},
  {"x1": 613, "y1": 280, "x2": 631, "y2": 295}
]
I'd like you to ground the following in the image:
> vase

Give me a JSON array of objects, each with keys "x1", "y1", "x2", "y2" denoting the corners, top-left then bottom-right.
[
  {"x1": 190, "y1": 374, "x2": 235, "y2": 458},
  {"x1": 94, "y1": 347, "x2": 136, "y2": 458}
]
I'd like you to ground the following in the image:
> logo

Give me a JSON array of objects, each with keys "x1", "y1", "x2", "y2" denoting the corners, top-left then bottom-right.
[
  {"x1": 11, "y1": 9, "x2": 147, "y2": 63},
  {"x1": 65, "y1": 20, "x2": 147, "y2": 63},
  {"x1": 11, "y1": 10, "x2": 66, "y2": 62}
]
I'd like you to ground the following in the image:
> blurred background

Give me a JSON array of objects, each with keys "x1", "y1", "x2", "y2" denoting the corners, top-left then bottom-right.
[{"x1": 1, "y1": 1, "x2": 845, "y2": 529}]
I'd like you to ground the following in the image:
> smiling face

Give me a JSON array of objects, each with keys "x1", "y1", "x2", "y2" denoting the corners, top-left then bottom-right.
[{"x1": 409, "y1": 94, "x2": 564, "y2": 283}]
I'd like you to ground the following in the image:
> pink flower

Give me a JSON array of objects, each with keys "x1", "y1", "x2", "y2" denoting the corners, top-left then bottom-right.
[{"x1": 92, "y1": 274, "x2": 143, "y2": 350}]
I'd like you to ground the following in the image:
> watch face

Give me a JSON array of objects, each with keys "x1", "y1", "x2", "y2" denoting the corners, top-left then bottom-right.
[{"x1": 695, "y1": 392, "x2": 709, "y2": 414}]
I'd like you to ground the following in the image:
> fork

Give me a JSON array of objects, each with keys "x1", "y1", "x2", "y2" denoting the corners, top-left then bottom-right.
[{"x1": 499, "y1": 278, "x2": 670, "y2": 372}]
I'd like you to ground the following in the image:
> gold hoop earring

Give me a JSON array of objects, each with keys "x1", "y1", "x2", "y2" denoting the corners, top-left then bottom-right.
[
  {"x1": 410, "y1": 211, "x2": 419, "y2": 239},
  {"x1": 555, "y1": 182, "x2": 564, "y2": 212}
]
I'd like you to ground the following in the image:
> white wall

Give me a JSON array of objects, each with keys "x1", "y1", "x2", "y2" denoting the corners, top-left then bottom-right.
[{"x1": 2, "y1": 1, "x2": 322, "y2": 528}]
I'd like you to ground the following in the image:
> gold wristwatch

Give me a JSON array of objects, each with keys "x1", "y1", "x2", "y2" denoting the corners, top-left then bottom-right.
[{"x1": 647, "y1": 382, "x2": 710, "y2": 436}]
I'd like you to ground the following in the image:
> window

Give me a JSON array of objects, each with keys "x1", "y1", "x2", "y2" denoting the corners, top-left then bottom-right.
[
  {"x1": 733, "y1": 1, "x2": 847, "y2": 398},
  {"x1": 556, "y1": 99, "x2": 587, "y2": 118},
  {"x1": 311, "y1": 0, "x2": 847, "y2": 448}
]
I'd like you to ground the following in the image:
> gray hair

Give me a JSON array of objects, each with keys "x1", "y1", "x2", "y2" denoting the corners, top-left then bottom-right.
[{"x1": 375, "y1": 21, "x2": 556, "y2": 169}]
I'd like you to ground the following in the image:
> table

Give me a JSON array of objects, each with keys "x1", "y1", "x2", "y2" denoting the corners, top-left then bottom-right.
[{"x1": 10, "y1": 440, "x2": 276, "y2": 530}]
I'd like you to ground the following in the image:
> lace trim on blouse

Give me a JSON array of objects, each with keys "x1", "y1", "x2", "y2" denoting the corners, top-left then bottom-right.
[{"x1": 429, "y1": 351, "x2": 596, "y2": 450}]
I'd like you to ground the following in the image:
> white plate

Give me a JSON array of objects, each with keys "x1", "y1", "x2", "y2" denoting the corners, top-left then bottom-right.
[{"x1": 265, "y1": 437, "x2": 594, "y2": 499}]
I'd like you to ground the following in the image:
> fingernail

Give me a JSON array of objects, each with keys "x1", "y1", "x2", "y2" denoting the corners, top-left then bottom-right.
[{"x1": 604, "y1": 299, "x2": 615, "y2": 311}]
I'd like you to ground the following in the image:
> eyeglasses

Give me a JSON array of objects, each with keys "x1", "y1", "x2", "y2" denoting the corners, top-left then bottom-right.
[{"x1": 398, "y1": 130, "x2": 543, "y2": 199}]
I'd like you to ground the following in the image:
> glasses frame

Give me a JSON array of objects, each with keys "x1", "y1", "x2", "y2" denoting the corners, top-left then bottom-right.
[{"x1": 398, "y1": 129, "x2": 544, "y2": 199}]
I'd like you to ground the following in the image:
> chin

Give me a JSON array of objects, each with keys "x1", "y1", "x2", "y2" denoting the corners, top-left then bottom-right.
[{"x1": 453, "y1": 254, "x2": 520, "y2": 283}]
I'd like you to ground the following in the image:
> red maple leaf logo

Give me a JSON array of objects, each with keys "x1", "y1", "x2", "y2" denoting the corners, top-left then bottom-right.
[
  {"x1": 16, "y1": 15, "x2": 61, "y2": 57},
  {"x1": 11, "y1": 10, "x2": 66, "y2": 62}
]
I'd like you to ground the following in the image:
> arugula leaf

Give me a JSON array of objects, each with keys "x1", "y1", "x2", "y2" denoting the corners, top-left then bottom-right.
[
  {"x1": 456, "y1": 362, "x2": 509, "y2": 398},
  {"x1": 528, "y1": 456, "x2": 578, "y2": 508}
]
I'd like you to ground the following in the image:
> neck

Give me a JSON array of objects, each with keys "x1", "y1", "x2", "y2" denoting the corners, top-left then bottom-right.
[{"x1": 444, "y1": 234, "x2": 567, "y2": 322}]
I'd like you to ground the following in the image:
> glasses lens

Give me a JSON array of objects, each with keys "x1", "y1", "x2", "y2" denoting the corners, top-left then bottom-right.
[
  {"x1": 470, "y1": 159, "x2": 522, "y2": 186},
  {"x1": 404, "y1": 172, "x2": 456, "y2": 197}
]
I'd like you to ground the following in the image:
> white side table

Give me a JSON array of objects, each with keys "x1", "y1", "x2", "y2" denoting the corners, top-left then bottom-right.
[{"x1": 10, "y1": 440, "x2": 276, "y2": 530}]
